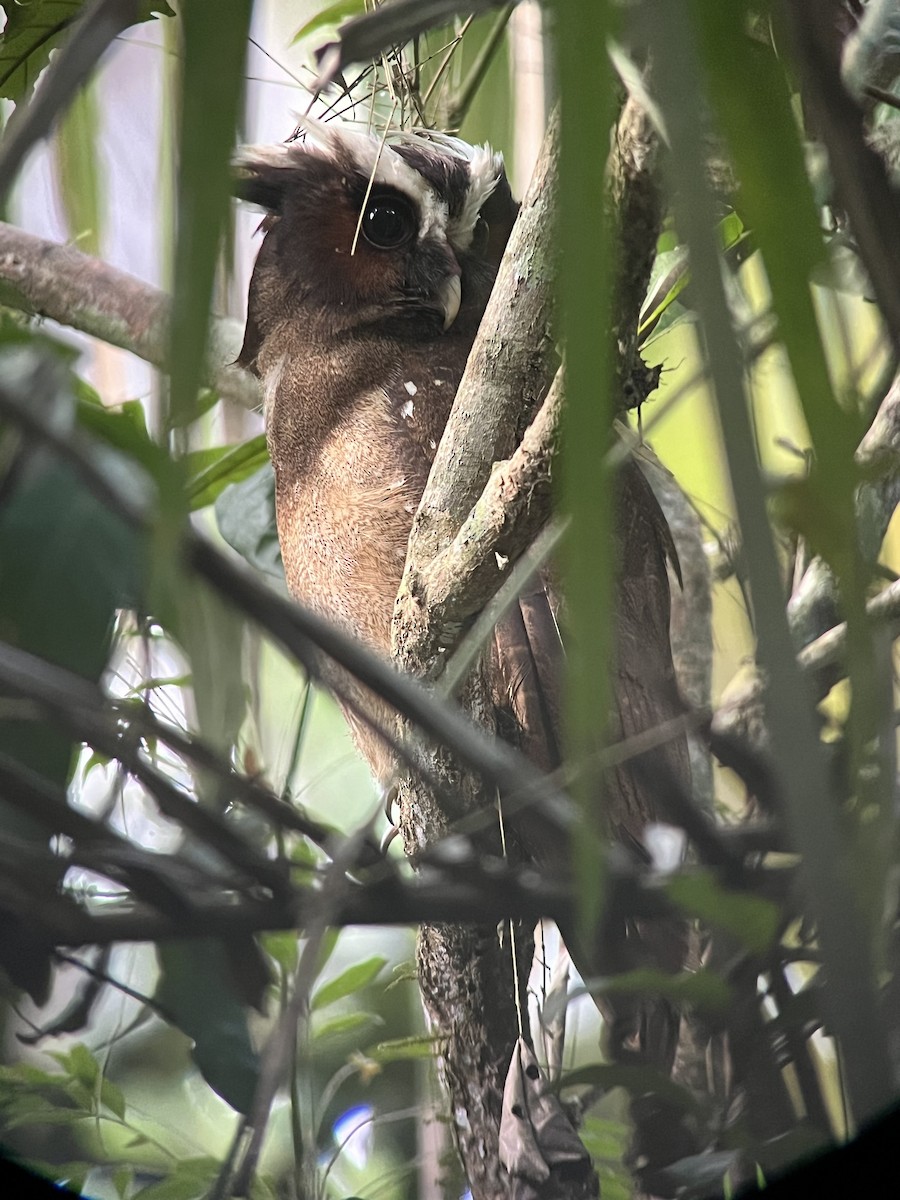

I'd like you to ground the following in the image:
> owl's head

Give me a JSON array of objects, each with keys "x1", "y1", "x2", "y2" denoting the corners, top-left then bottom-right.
[{"x1": 235, "y1": 120, "x2": 516, "y2": 371}]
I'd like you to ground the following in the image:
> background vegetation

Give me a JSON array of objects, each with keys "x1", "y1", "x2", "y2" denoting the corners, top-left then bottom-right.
[{"x1": 1, "y1": 1, "x2": 899, "y2": 1197}]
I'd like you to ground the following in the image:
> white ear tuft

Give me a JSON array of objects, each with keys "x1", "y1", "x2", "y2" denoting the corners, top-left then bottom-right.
[{"x1": 391, "y1": 129, "x2": 504, "y2": 250}]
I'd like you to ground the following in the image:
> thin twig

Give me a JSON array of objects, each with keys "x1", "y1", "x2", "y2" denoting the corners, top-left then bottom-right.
[{"x1": 228, "y1": 831, "x2": 365, "y2": 1197}]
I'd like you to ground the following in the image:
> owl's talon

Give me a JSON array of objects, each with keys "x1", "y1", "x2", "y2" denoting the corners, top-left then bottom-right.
[
  {"x1": 382, "y1": 782, "x2": 399, "y2": 823},
  {"x1": 380, "y1": 821, "x2": 401, "y2": 854}
]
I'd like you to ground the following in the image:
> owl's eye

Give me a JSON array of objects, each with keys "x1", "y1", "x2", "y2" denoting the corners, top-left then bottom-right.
[{"x1": 361, "y1": 194, "x2": 416, "y2": 249}]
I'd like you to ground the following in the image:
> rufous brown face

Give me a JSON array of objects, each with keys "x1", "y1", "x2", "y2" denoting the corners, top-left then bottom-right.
[{"x1": 235, "y1": 121, "x2": 518, "y2": 371}]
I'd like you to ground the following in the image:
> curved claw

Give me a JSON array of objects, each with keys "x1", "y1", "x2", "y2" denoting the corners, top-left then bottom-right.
[
  {"x1": 378, "y1": 783, "x2": 401, "y2": 855},
  {"x1": 380, "y1": 822, "x2": 401, "y2": 854},
  {"x1": 382, "y1": 782, "x2": 399, "y2": 823}
]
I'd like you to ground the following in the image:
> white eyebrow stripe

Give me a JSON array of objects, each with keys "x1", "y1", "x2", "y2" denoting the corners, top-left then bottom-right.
[
  {"x1": 393, "y1": 132, "x2": 504, "y2": 250},
  {"x1": 450, "y1": 144, "x2": 502, "y2": 249},
  {"x1": 238, "y1": 120, "x2": 504, "y2": 249},
  {"x1": 293, "y1": 117, "x2": 449, "y2": 242}
]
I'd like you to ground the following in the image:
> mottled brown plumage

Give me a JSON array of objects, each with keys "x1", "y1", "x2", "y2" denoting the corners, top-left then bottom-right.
[{"x1": 237, "y1": 121, "x2": 691, "y2": 1154}]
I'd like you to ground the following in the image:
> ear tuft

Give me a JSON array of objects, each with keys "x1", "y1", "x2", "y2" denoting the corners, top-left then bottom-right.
[{"x1": 233, "y1": 144, "x2": 303, "y2": 211}]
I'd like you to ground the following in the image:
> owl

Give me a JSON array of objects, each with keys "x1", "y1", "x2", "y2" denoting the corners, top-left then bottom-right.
[
  {"x1": 235, "y1": 118, "x2": 691, "y2": 1157},
  {"x1": 235, "y1": 121, "x2": 520, "y2": 780}
]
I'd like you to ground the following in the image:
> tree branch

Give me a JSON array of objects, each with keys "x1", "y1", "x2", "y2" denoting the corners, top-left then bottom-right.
[
  {"x1": 395, "y1": 364, "x2": 563, "y2": 669},
  {"x1": 610, "y1": 92, "x2": 665, "y2": 400},
  {"x1": 393, "y1": 109, "x2": 559, "y2": 677},
  {"x1": 388, "y1": 111, "x2": 562, "y2": 1200},
  {"x1": 0, "y1": 222, "x2": 260, "y2": 410}
]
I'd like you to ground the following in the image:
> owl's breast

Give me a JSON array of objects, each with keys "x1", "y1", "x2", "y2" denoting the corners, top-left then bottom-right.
[
  {"x1": 263, "y1": 334, "x2": 466, "y2": 654},
  {"x1": 271, "y1": 391, "x2": 443, "y2": 654}
]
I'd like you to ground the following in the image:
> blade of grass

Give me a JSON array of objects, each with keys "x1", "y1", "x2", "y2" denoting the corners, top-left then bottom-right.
[
  {"x1": 691, "y1": 2, "x2": 891, "y2": 970},
  {"x1": 555, "y1": 0, "x2": 619, "y2": 935},
  {"x1": 54, "y1": 82, "x2": 104, "y2": 257},
  {"x1": 161, "y1": 1, "x2": 252, "y2": 627},
  {"x1": 168, "y1": 2, "x2": 252, "y2": 432}
]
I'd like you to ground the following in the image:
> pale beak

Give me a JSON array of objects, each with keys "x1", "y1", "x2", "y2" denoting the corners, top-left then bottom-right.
[{"x1": 438, "y1": 273, "x2": 462, "y2": 330}]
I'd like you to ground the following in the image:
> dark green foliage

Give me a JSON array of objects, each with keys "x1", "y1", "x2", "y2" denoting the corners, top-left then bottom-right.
[
  {"x1": 0, "y1": 0, "x2": 175, "y2": 101},
  {"x1": 155, "y1": 942, "x2": 260, "y2": 1114},
  {"x1": 1, "y1": 2, "x2": 900, "y2": 1198}
]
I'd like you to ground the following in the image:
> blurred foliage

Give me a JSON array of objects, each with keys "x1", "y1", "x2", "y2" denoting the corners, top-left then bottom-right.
[
  {"x1": 1, "y1": 1, "x2": 900, "y2": 1199},
  {"x1": 0, "y1": 1, "x2": 174, "y2": 102}
]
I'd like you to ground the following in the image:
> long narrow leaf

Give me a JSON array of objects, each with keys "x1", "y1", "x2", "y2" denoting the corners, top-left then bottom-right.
[
  {"x1": 556, "y1": 0, "x2": 619, "y2": 933},
  {"x1": 168, "y1": 1, "x2": 251, "y2": 430}
]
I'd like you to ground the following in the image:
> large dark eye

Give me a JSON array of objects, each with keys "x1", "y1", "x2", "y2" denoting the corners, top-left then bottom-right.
[{"x1": 361, "y1": 194, "x2": 416, "y2": 249}]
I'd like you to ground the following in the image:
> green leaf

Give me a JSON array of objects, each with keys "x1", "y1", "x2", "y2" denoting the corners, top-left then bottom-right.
[
  {"x1": 316, "y1": 927, "x2": 341, "y2": 973},
  {"x1": 169, "y1": 387, "x2": 221, "y2": 430},
  {"x1": 580, "y1": 967, "x2": 731, "y2": 1012},
  {"x1": 4, "y1": 1107, "x2": 88, "y2": 1129},
  {"x1": 0, "y1": 351, "x2": 144, "y2": 849},
  {"x1": 169, "y1": 577, "x2": 247, "y2": 799},
  {"x1": 0, "y1": 0, "x2": 174, "y2": 102},
  {"x1": 54, "y1": 1162, "x2": 91, "y2": 1194},
  {"x1": 262, "y1": 930, "x2": 299, "y2": 974},
  {"x1": 132, "y1": 1157, "x2": 221, "y2": 1200},
  {"x1": 311, "y1": 956, "x2": 387, "y2": 1011},
  {"x1": 56, "y1": 1042, "x2": 100, "y2": 1090},
  {"x1": 76, "y1": 393, "x2": 164, "y2": 473},
  {"x1": 313, "y1": 1011, "x2": 382, "y2": 1042},
  {"x1": 367, "y1": 1034, "x2": 443, "y2": 1063},
  {"x1": 691, "y1": 1, "x2": 850, "y2": 482},
  {"x1": 578, "y1": 1114, "x2": 630, "y2": 1163},
  {"x1": 384, "y1": 960, "x2": 418, "y2": 990},
  {"x1": 61, "y1": 1079, "x2": 95, "y2": 1113},
  {"x1": 184, "y1": 435, "x2": 269, "y2": 510},
  {"x1": 0, "y1": 1063, "x2": 67, "y2": 1089},
  {"x1": 557, "y1": 0, "x2": 618, "y2": 941},
  {"x1": 292, "y1": 0, "x2": 365, "y2": 45},
  {"x1": 561, "y1": 1063, "x2": 705, "y2": 1118},
  {"x1": 651, "y1": 1151, "x2": 741, "y2": 1197},
  {"x1": 639, "y1": 245, "x2": 690, "y2": 337},
  {"x1": 113, "y1": 1166, "x2": 134, "y2": 1200},
  {"x1": 80, "y1": 749, "x2": 111, "y2": 779},
  {"x1": 639, "y1": 212, "x2": 747, "y2": 339},
  {"x1": 215, "y1": 464, "x2": 284, "y2": 583},
  {"x1": 594, "y1": 1173, "x2": 631, "y2": 1200},
  {"x1": 168, "y1": 0, "x2": 251, "y2": 428},
  {"x1": 100, "y1": 1076, "x2": 127, "y2": 1121},
  {"x1": 156, "y1": 942, "x2": 259, "y2": 1113},
  {"x1": 248, "y1": 1177, "x2": 280, "y2": 1200},
  {"x1": 665, "y1": 871, "x2": 780, "y2": 956},
  {"x1": 54, "y1": 79, "x2": 103, "y2": 255}
]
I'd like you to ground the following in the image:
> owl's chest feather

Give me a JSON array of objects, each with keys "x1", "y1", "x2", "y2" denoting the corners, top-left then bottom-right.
[{"x1": 267, "y1": 351, "x2": 458, "y2": 651}]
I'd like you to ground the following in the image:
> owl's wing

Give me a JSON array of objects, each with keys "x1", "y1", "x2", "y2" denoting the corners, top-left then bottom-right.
[
  {"x1": 608, "y1": 458, "x2": 691, "y2": 861},
  {"x1": 490, "y1": 456, "x2": 691, "y2": 1105},
  {"x1": 492, "y1": 455, "x2": 690, "y2": 858}
]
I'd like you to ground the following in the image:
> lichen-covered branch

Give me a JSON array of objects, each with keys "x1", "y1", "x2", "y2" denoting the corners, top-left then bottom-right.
[
  {"x1": 394, "y1": 109, "x2": 559, "y2": 624},
  {"x1": 388, "y1": 91, "x2": 684, "y2": 1199},
  {"x1": 389, "y1": 111, "x2": 563, "y2": 1200},
  {"x1": 394, "y1": 366, "x2": 562, "y2": 673},
  {"x1": 610, "y1": 93, "x2": 665, "y2": 399},
  {"x1": 0, "y1": 222, "x2": 260, "y2": 410}
]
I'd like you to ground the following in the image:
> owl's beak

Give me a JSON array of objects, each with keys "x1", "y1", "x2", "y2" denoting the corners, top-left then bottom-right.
[{"x1": 438, "y1": 274, "x2": 462, "y2": 330}]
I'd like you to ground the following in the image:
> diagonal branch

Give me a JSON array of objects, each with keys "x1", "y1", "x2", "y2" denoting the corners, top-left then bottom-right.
[
  {"x1": 0, "y1": 222, "x2": 260, "y2": 410},
  {"x1": 393, "y1": 109, "x2": 559, "y2": 679},
  {"x1": 395, "y1": 364, "x2": 563, "y2": 670}
]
